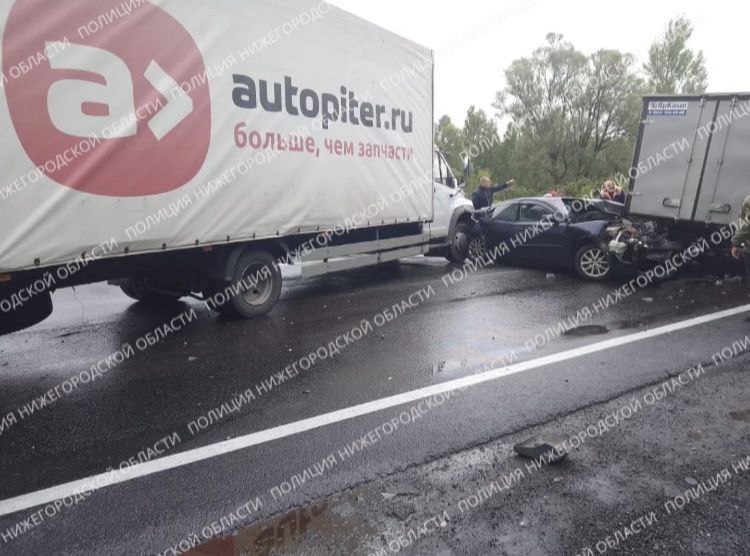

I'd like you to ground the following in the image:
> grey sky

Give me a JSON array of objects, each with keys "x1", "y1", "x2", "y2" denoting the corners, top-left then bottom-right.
[{"x1": 328, "y1": 0, "x2": 747, "y2": 126}]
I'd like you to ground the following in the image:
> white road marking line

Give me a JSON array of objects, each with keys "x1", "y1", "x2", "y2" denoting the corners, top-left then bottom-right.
[{"x1": 0, "y1": 304, "x2": 748, "y2": 519}]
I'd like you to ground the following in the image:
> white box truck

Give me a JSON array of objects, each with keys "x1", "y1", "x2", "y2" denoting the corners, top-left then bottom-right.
[
  {"x1": 609, "y1": 93, "x2": 750, "y2": 267},
  {"x1": 0, "y1": 0, "x2": 474, "y2": 335}
]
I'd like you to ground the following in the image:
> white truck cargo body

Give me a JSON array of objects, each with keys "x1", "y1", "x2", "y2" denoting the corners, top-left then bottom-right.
[
  {"x1": 628, "y1": 94, "x2": 750, "y2": 226},
  {"x1": 0, "y1": 0, "x2": 433, "y2": 273},
  {"x1": 0, "y1": 0, "x2": 478, "y2": 336}
]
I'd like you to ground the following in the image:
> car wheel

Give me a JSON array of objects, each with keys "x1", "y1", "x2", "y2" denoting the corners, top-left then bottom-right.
[
  {"x1": 220, "y1": 250, "x2": 282, "y2": 318},
  {"x1": 574, "y1": 245, "x2": 612, "y2": 281},
  {"x1": 467, "y1": 235, "x2": 487, "y2": 262},
  {"x1": 446, "y1": 222, "x2": 472, "y2": 263}
]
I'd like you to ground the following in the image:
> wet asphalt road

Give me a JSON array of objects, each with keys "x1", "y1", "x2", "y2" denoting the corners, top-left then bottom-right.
[{"x1": 0, "y1": 257, "x2": 748, "y2": 554}]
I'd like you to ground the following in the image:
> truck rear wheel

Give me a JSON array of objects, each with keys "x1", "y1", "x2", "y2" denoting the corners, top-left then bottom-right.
[{"x1": 217, "y1": 250, "x2": 282, "y2": 318}]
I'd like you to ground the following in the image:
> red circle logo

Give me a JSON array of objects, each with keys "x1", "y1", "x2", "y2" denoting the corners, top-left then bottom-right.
[{"x1": 3, "y1": 0, "x2": 211, "y2": 196}]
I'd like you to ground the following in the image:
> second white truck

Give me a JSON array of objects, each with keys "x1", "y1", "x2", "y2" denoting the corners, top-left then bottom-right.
[{"x1": 608, "y1": 93, "x2": 750, "y2": 268}]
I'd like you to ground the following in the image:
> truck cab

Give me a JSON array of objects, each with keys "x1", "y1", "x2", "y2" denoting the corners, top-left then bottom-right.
[{"x1": 429, "y1": 149, "x2": 475, "y2": 262}]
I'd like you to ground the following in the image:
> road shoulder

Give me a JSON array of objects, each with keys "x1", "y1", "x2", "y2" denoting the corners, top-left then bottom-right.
[{"x1": 190, "y1": 355, "x2": 749, "y2": 555}]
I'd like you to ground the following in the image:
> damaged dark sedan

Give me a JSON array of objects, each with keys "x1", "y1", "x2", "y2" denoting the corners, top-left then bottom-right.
[{"x1": 468, "y1": 197, "x2": 624, "y2": 281}]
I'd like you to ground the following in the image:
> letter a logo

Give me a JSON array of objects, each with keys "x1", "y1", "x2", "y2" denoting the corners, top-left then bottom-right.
[{"x1": 3, "y1": 0, "x2": 211, "y2": 196}]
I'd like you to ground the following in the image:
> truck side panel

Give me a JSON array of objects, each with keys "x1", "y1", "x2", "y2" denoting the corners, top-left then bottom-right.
[{"x1": 0, "y1": 0, "x2": 434, "y2": 273}]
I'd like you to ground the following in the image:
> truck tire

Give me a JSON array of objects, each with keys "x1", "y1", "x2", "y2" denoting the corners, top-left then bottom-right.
[
  {"x1": 574, "y1": 245, "x2": 612, "y2": 281},
  {"x1": 446, "y1": 222, "x2": 471, "y2": 263},
  {"x1": 220, "y1": 250, "x2": 282, "y2": 318},
  {"x1": 120, "y1": 279, "x2": 183, "y2": 304},
  {"x1": 0, "y1": 291, "x2": 52, "y2": 336}
]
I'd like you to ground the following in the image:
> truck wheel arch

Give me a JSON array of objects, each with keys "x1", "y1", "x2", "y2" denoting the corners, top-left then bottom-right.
[
  {"x1": 449, "y1": 206, "x2": 474, "y2": 236},
  {"x1": 212, "y1": 240, "x2": 290, "y2": 283}
]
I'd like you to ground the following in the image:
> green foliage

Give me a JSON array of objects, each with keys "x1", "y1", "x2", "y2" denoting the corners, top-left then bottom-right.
[
  {"x1": 556, "y1": 178, "x2": 605, "y2": 199},
  {"x1": 434, "y1": 115, "x2": 464, "y2": 175},
  {"x1": 495, "y1": 33, "x2": 644, "y2": 185},
  {"x1": 494, "y1": 177, "x2": 613, "y2": 202},
  {"x1": 435, "y1": 17, "x2": 708, "y2": 197},
  {"x1": 644, "y1": 16, "x2": 708, "y2": 94}
]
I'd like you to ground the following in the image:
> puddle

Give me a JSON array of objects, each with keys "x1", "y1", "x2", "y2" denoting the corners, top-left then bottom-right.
[
  {"x1": 56, "y1": 330, "x2": 82, "y2": 339},
  {"x1": 617, "y1": 320, "x2": 645, "y2": 330},
  {"x1": 563, "y1": 325, "x2": 609, "y2": 338},
  {"x1": 729, "y1": 409, "x2": 750, "y2": 423},
  {"x1": 186, "y1": 500, "x2": 374, "y2": 556}
]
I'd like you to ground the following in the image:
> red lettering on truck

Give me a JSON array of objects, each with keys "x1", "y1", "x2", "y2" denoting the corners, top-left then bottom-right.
[{"x1": 3, "y1": 0, "x2": 210, "y2": 196}]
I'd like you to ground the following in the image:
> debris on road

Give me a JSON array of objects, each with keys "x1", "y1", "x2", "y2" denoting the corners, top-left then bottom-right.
[
  {"x1": 381, "y1": 489, "x2": 420, "y2": 500},
  {"x1": 563, "y1": 325, "x2": 609, "y2": 337},
  {"x1": 513, "y1": 435, "x2": 568, "y2": 464}
]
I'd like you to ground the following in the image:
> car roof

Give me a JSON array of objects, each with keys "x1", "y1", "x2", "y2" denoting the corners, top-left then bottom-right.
[{"x1": 498, "y1": 197, "x2": 567, "y2": 208}]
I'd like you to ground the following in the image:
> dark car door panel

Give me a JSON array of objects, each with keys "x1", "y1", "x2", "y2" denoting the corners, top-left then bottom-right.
[{"x1": 477, "y1": 198, "x2": 614, "y2": 271}]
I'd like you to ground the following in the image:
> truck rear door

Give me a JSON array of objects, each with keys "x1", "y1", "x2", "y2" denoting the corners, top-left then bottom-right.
[
  {"x1": 628, "y1": 97, "x2": 718, "y2": 222},
  {"x1": 691, "y1": 96, "x2": 750, "y2": 226}
]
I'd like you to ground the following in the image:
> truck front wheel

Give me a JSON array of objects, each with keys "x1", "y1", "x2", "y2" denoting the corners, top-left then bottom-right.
[
  {"x1": 217, "y1": 250, "x2": 282, "y2": 318},
  {"x1": 446, "y1": 222, "x2": 472, "y2": 263}
]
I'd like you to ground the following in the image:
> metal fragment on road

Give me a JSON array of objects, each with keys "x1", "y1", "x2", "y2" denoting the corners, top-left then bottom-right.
[{"x1": 513, "y1": 435, "x2": 568, "y2": 464}]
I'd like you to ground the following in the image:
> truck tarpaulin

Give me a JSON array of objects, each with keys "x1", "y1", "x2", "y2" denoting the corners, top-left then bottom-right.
[{"x1": 0, "y1": 0, "x2": 434, "y2": 272}]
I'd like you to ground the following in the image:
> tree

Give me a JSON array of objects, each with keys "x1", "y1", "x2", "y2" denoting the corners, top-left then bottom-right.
[
  {"x1": 463, "y1": 106, "x2": 506, "y2": 181},
  {"x1": 496, "y1": 34, "x2": 587, "y2": 184},
  {"x1": 571, "y1": 49, "x2": 644, "y2": 176},
  {"x1": 644, "y1": 16, "x2": 708, "y2": 94},
  {"x1": 434, "y1": 115, "x2": 464, "y2": 176},
  {"x1": 495, "y1": 33, "x2": 642, "y2": 185}
]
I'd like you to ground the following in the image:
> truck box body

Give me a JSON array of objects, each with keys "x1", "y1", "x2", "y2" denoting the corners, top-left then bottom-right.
[
  {"x1": 628, "y1": 94, "x2": 750, "y2": 226},
  {"x1": 0, "y1": 0, "x2": 434, "y2": 273}
]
